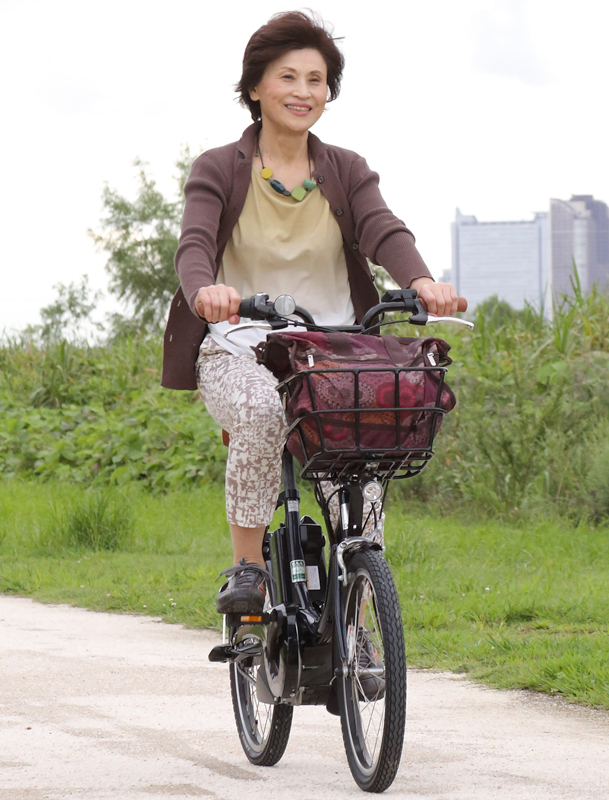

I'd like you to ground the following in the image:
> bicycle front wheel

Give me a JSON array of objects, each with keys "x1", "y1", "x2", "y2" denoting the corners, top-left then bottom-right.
[
  {"x1": 230, "y1": 657, "x2": 293, "y2": 766},
  {"x1": 336, "y1": 549, "x2": 407, "y2": 792}
]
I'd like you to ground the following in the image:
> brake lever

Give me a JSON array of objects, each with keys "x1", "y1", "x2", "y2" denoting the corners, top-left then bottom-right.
[
  {"x1": 223, "y1": 319, "x2": 289, "y2": 338},
  {"x1": 426, "y1": 315, "x2": 475, "y2": 329},
  {"x1": 224, "y1": 322, "x2": 272, "y2": 338}
]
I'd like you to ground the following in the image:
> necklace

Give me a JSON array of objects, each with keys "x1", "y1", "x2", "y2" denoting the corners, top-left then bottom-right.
[{"x1": 255, "y1": 136, "x2": 317, "y2": 202}]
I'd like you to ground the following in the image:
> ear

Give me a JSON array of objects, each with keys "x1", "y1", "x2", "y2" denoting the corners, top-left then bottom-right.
[{"x1": 249, "y1": 86, "x2": 259, "y2": 102}]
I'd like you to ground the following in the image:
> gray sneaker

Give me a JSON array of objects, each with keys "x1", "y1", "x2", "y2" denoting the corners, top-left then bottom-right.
[
  {"x1": 356, "y1": 628, "x2": 386, "y2": 701},
  {"x1": 216, "y1": 559, "x2": 269, "y2": 615}
]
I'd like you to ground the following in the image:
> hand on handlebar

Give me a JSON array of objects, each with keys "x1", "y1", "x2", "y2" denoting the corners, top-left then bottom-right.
[
  {"x1": 195, "y1": 284, "x2": 241, "y2": 324},
  {"x1": 409, "y1": 279, "x2": 467, "y2": 316}
]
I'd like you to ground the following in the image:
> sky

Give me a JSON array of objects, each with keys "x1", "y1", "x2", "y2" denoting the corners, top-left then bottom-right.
[{"x1": 1, "y1": 0, "x2": 608, "y2": 332}]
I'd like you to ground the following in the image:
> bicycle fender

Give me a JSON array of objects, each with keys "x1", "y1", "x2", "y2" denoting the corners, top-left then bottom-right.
[{"x1": 281, "y1": 611, "x2": 302, "y2": 702}]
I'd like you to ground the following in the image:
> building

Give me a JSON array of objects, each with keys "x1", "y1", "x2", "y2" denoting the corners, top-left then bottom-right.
[
  {"x1": 550, "y1": 196, "x2": 609, "y2": 296},
  {"x1": 448, "y1": 196, "x2": 609, "y2": 311}
]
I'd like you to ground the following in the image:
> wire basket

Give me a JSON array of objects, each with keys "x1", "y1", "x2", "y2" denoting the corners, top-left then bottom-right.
[{"x1": 276, "y1": 363, "x2": 452, "y2": 482}]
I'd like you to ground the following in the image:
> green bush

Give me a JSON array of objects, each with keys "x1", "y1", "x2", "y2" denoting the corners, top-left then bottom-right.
[
  {"x1": 3, "y1": 280, "x2": 609, "y2": 522},
  {"x1": 395, "y1": 285, "x2": 609, "y2": 522},
  {"x1": 586, "y1": 424, "x2": 609, "y2": 521},
  {"x1": 0, "y1": 335, "x2": 226, "y2": 492}
]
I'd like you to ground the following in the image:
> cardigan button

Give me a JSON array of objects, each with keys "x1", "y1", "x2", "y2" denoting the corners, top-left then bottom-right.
[
  {"x1": 335, "y1": 208, "x2": 343, "y2": 216},
  {"x1": 317, "y1": 175, "x2": 324, "y2": 184},
  {"x1": 352, "y1": 242, "x2": 359, "y2": 250}
]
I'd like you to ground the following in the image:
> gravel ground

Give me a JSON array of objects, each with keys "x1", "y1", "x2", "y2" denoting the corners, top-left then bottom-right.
[{"x1": 1, "y1": 595, "x2": 608, "y2": 800}]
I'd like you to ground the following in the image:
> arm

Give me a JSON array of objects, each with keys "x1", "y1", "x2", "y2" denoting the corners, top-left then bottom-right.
[
  {"x1": 347, "y1": 156, "x2": 462, "y2": 315},
  {"x1": 347, "y1": 155, "x2": 431, "y2": 287},
  {"x1": 174, "y1": 152, "x2": 229, "y2": 317}
]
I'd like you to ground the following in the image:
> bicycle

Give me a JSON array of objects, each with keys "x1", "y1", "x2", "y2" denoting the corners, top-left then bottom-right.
[{"x1": 209, "y1": 288, "x2": 472, "y2": 792}]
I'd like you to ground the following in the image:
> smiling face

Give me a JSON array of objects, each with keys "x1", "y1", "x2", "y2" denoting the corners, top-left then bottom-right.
[{"x1": 249, "y1": 48, "x2": 328, "y2": 135}]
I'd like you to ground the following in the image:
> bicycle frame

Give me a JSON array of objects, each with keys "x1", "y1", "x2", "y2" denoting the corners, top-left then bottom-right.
[{"x1": 259, "y1": 448, "x2": 382, "y2": 707}]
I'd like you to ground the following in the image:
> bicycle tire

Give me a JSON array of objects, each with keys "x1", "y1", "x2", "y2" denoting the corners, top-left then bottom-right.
[
  {"x1": 229, "y1": 657, "x2": 293, "y2": 766},
  {"x1": 336, "y1": 549, "x2": 407, "y2": 792}
]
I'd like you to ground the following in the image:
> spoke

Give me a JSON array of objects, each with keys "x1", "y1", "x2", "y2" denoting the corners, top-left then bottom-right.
[
  {"x1": 252, "y1": 688, "x2": 271, "y2": 743},
  {"x1": 237, "y1": 663, "x2": 274, "y2": 748},
  {"x1": 358, "y1": 700, "x2": 384, "y2": 768},
  {"x1": 346, "y1": 573, "x2": 390, "y2": 770},
  {"x1": 236, "y1": 665, "x2": 257, "y2": 687},
  {"x1": 364, "y1": 696, "x2": 384, "y2": 738},
  {"x1": 259, "y1": 707, "x2": 271, "y2": 739},
  {"x1": 368, "y1": 712, "x2": 385, "y2": 762}
]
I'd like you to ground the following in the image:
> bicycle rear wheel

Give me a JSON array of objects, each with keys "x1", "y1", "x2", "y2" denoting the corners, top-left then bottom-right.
[
  {"x1": 336, "y1": 549, "x2": 407, "y2": 792},
  {"x1": 230, "y1": 656, "x2": 293, "y2": 766}
]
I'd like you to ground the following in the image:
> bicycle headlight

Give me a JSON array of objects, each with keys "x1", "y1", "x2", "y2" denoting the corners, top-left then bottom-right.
[{"x1": 362, "y1": 480, "x2": 383, "y2": 503}]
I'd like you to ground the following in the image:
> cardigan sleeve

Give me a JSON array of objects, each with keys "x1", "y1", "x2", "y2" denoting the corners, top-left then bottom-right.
[
  {"x1": 174, "y1": 152, "x2": 230, "y2": 315},
  {"x1": 347, "y1": 155, "x2": 433, "y2": 288}
]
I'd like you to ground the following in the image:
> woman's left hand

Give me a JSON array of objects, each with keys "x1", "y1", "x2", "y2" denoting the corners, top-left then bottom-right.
[{"x1": 409, "y1": 277, "x2": 466, "y2": 316}]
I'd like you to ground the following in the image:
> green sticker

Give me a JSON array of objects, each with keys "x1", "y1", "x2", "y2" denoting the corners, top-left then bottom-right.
[{"x1": 290, "y1": 559, "x2": 306, "y2": 583}]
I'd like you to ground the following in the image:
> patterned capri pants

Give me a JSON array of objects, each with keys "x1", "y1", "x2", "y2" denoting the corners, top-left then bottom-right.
[{"x1": 197, "y1": 336, "x2": 384, "y2": 541}]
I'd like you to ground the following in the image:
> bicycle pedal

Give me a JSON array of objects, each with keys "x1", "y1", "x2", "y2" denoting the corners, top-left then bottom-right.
[
  {"x1": 208, "y1": 638, "x2": 264, "y2": 663},
  {"x1": 208, "y1": 644, "x2": 235, "y2": 663},
  {"x1": 225, "y1": 612, "x2": 272, "y2": 627}
]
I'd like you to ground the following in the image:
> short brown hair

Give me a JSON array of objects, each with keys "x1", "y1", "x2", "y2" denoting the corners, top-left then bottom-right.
[{"x1": 237, "y1": 11, "x2": 345, "y2": 121}]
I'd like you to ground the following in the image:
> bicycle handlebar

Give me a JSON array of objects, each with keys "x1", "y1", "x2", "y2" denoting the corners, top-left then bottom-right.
[{"x1": 237, "y1": 289, "x2": 473, "y2": 331}]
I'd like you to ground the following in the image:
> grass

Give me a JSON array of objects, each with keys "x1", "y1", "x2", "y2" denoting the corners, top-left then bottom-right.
[
  {"x1": 388, "y1": 515, "x2": 609, "y2": 707},
  {"x1": 1, "y1": 479, "x2": 608, "y2": 709}
]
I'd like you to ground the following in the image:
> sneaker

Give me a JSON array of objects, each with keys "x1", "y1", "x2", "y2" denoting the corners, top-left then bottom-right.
[
  {"x1": 356, "y1": 628, "x2": 386, "y2": 701},
  {"x1": 216, "y1": 558, "x2": 269, "y2": 615}
]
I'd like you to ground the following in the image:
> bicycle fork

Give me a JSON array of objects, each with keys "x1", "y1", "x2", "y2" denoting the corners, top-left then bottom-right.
[{"x1": 331, "y1": 483, "x2": 383, "y2": 678}]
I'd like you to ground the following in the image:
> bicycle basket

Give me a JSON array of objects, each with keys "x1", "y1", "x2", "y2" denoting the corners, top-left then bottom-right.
[{"x1": 254, "y1": 331, "x2": 456, "y2": 480}]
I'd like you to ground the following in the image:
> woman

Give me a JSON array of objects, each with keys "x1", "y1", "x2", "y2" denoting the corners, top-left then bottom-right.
[{"x1": 162, "y1": 11, "x2": 462, "y2": 614}]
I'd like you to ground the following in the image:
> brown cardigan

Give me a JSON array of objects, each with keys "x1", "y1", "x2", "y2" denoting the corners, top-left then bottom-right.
[{"x1": 162, "y1": 122, "x2": 432, "y2": 390}]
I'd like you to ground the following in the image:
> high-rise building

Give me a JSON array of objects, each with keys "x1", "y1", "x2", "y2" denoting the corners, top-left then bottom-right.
[
  {"x1": 550, "y1": 196, "x2": 609, "y2": 295},
  {"x1": 448, "y1": 196, "x2": 609, "y2": 311}
]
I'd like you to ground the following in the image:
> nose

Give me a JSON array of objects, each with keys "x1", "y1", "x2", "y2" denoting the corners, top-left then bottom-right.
[{"x1": 292, "y1": 77, "x2": 311, "y2": 98}]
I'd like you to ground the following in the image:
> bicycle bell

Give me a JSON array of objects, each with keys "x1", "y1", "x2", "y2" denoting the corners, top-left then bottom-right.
[{"x1": 273, "y1": 294, "x2": 296, "y2": 316}]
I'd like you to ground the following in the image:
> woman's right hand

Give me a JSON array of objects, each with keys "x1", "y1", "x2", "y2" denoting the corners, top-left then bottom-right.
[{"x1": 195, "y1": 284, "x2": 241, "y2": 324}]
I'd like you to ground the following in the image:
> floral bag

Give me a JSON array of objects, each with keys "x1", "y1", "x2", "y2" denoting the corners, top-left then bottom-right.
[{"x1": 254, "y1": 331, "x2": 455, "y2": 465}]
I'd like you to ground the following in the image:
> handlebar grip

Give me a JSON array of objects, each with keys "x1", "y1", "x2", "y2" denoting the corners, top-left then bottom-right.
[
  {"x1": 237, "y1": 294, "x2": 279, "y2": 321},
  {"x1": 418, "y1": 296, "x2": 468, "y2": 314},
  {"x1": 238, "y1": 297, "x2": 257, "y2": 319}
]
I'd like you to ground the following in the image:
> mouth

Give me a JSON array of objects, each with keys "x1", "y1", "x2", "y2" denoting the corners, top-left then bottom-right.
[{"x1": 285, "y1": 104, "x2": 312, "y2": 116}]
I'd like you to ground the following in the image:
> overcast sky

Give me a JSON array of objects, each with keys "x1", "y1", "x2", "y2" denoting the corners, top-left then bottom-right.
[{"x1": 1, "y1": 0, "x2": 608, "y2": 332}]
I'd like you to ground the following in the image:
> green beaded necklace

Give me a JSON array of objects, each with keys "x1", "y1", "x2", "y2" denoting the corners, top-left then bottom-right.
[{"x1": 256, "y1": 136, "x2": 317, "y2": 202}]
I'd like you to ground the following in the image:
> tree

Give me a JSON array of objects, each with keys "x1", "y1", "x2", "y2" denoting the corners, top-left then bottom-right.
[
  {"x1": 24, "y1": 276, "x2": 104, "y2": 343},
  {"x1": 89, "y1": 147, "x2": 194, "y2": 331}
]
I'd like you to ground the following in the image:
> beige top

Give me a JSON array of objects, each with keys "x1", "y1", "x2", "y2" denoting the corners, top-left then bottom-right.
[{"x1": 208, "y1": 167, "x2": 356, "y2": 357}]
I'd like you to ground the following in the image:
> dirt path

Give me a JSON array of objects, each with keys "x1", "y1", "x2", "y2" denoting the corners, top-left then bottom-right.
[{"x1": 1, "y1": 596, "x2": 607, "y2": 799}]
